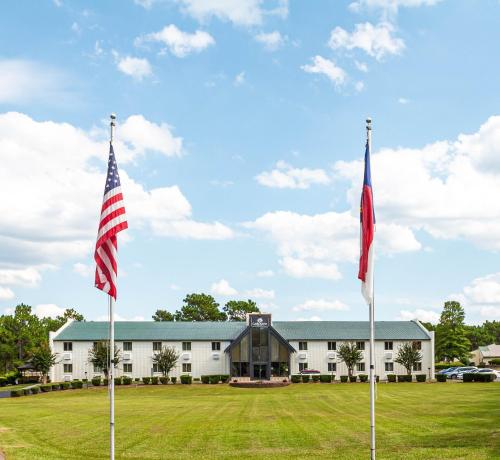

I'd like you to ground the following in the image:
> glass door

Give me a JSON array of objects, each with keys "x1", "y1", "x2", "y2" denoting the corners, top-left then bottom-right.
[{"x1": 253, "y1": 364, "x2": 268, "y2": 380}]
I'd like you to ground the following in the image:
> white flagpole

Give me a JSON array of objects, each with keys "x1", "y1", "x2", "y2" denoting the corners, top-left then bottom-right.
[
  {"x1": 109, "y1": 113, "x2": 116, "y2": 460},
  {"x1": 367, "y1": 117, "x2": 376, "y2": 460}
]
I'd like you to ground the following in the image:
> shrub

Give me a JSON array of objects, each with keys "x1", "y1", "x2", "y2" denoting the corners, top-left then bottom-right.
[
  {"x1": 123, "y1": 376, "x2": 132, "y2": 385},
  {"x1": 40, "y1": 384, "x2": 52, "y2": 392},
  {"x1": 114, "y1": 377, "x2": 122, "y2": 386},
  {"x1": 201, "y1": 375, "x2": 210, "y2": 384},
  {"x1": 340, "y1": 375, "x2": 348, "y2": 383},
  {"x1": 71, "y1": 380, "x2": 83, "y2": 389},
  {"x1": 159, "y1": 376, "x2": 169, "y2": 385},
  {"x1": 52, "y1": 383, "x2": 61, "y2": 390},
  {"x1": 387, "y1": 374, "x2": 396, "y2": 382},
  {"x1": 209, "y1": 375, "x2": 219, "y2": 384},
  {"x1": 103, "y1": 378, "x2": 108, "y2": 386},
  {"x1": 151, "y1": 377, "x2": 159, "y2": 385},
  {"x1": 489, "y1": 358, "x2": 500, "y2": 366},
  {"x1": 416, "y1": 374, "x2": 426, "y2": 382},
  {"x1": 436, "y1": 374, "x2": 447, "y2": 382},
  {"x1": 462, "y1": 373, "x2": 475, "y2": 382},
  {"x1": 180, "y1": 375, "x2": 192, "y2": 384},
  {"x1": 320, "y1": 374, "x2": 332, "y2": 383},
  {"x1": 349, "y1": 375, "x2": 357, "y2": 383},
  {"x1": 291, "y1": 375, "x2": 301, "y2": 383},
  {"x1": 62, "y1": 382, "x2": 71, "y2": 390},
  {"x1": 474, "y1": 373, "x2": 495, "y2": 382},
  {"x1": 397, "y1": 375, "x2": 406, "y2": 383},
  {"x1": 134, "y1": 378, "x2": 140, "y2": 382},
  {"x1": 220, "y1": 375, "x2": 230, "y2": 383},
  {"x1": 405, "y1": 375, "x2": 413, "y2": 383},
  {"x1": 31, "y1": 386, "x2": 40, "y2": 394},
  {"x1": 193, "y1": 378, "x2": 200, "y2": 382},
  {"x1": 358, "y1": 374, "x2": 368, "y2": 382},
  {"x1": 0, "y1": 376, "x2": 6, "y2": 387},
  {"x1": 170, "y1": 377, "x2": 177, "y2": 384},
  {"x1": 312, "y1": 375, "x2": 320, "y2": 383},
  {"x1": 435, "y1": 361, "x2": 464, "y2": 370},
  {"x1": 11, "y1": 389, "x2": 24, "y2": 397},
  {"x1": 142, "y1": 377, "x2": 151, "y2": 385},
  {"x1": 301, "y1": 374, "x2": 310, "y2": 383},
  {"x1": 91, "y1": 377, "x2": 101, "y2": 387},
  {"x1": 23, "y1": 388, "x2": 31, "y2": 395}
]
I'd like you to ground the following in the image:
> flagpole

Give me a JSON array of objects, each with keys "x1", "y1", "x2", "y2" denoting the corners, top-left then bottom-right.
[
  {"x1": 109, "y1": 113, "x2": 116, "y2": 460},
  {"x1": 367, "y1": 117, "x2": 376, "y2": 460}
]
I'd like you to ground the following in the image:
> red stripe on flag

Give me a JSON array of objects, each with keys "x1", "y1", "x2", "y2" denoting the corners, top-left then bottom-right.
[{"x1": 358, "y1": 184, "x2": 374, "y2": 282}]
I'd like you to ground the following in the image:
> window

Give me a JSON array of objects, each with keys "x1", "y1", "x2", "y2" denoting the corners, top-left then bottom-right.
[
  {"x1": 299, "y1": 341, "x2": 308, "y2": 351},
  {"x1": 299, "y1": 362, "x2": 308, "y2": 372},
  {"x1": 414, "y1": 341, "x2": 422, "y2": 350},
  {"x1": 328, "y1": 341, "x2": 336, "y2": 351},
  {"x1": 123, "y1": 363, "x2": 132, "y2": 373},
  {"x1": 153, "y1": 341, "x2": 162, "y2": 351},
  {"x1": 182, "y1": 363, "x2": 191, "y2": 373},
  {"x1": 182, "y1": 342, "x2": 191, "y2": 351},
  {"x1": 356, "y1": 341, "x2": 365, "y2": 351},
  {"x1": 63, "y1": 342, "x2": 72, "y2": 351},
  {"x1": 63, "y1": 364, "x2": 73, "y2": 373},
  {"x1": 153, "y1": 363, "x2": 160, "y2": 373},
  {"x1": 384, "y1": 341, "x2": 393, "y2": 350},
  {"x1": 328, "y1": 363, "x2": 336, "y2": 372},
  {"x1": 123, "y1": 342, "x2": 132, "y2": 351},
  {"x1": 357, "y1": 363, "x2": 365, "y2": 372},
  {"x1": 93, "y1": 364, "x2": 102, "y2": 373},
  {"x1": 413, "y1": 362, "x2": 422, "y2": 371},
  {"x1": 212, "y1": 341, "x2": 221, "y2": 351},
  {"x1": 385, "y1": 362, "x2": 394, "y2": 372}
]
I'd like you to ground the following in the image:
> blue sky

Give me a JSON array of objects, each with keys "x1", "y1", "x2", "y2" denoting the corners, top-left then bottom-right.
[{"x1": 1, "y1": 0, "x2": 500, "y2": 324}]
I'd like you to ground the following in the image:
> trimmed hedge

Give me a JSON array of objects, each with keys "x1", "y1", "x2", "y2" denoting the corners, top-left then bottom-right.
[
  {"x1": 92, "y1": 377, "x2": 101, "y2": 386},
  {"x1": 320, "y1": 374, "x2": 332, "y2": 383},
  {"x1": 463, "y1": 373, "x2": 475, "y2": 382},
  {"x1": 159, "y1": 376, "x2": 169, "y2": 385},
  {"x1": 40, "y1": 384, "x2": 52, "y2": 392},
  {"x1": 358, "y1": 374, "x2": 368, "y2": 383},
  {"x1": 142, "y1": 377, "x2": 151, "y2": 385},
  {"x1": 103, "y1": 378, "x2": 109, "y2": 386},
  {"x1": 170, "y1": 377, "x2": 177, "y2": 384},
  {"x1": 114, "y1": 377, "x2": 122, "y2": 386},
  {"x1": 436, "y1": 374, "x2": 447, "y2": 382},
  {"x1": 11, "y1": 389, "x2": 24, "y2": 397},
  {"x1": 302, "y1": 375, "x2": 310, "y2": 383},
  {"x1": 209, "y1": 375, "x2": 220, "y2": 384},
  {"x1": 201, "y1": 375, "x2": 210, "y2": 384},
  {"x1": 62, "y1": 382, "x2": 71, "y2": 390},
  {"x1": 416, "y1": 374, "x2": 426, "y2": 382},
  {"x1": 151, "y1": 377, "x2": 159, "y2": 385},
  {"x1": 51, "y1": 383, "x2": 61, "y2": 390},
  {"x1": 349, "y1": 376, "x2": 357, "y2": 383},
  {"x1": 180, "y1": 375, "x2": 192, "y2": 384},
  {"x1": 220, "y1": 375, "x2": 230, "y2": 383},
  {"x1": 291, "y1": 375, "x2": 301, "y2": 383},
  {"x1": 134, "y1": 378, "x2": 140, "y2": 382},
  {"x1": 31, "y1": 386, "x2": 40, "y2": 394},
  {"x1": 340, "y1": 375, "x2": 348, "y2": 383},
  {"x1": 312, "y1": 375, "x2": 320, "y2": 383},
  {"x1": 489, "y1": 358, "x2": 500, "y2": 366},
  {"x1": 71, "y1": 380, "x2": 83, "y2": 389},
  {"x1": 0, "y1": 376, "x2": 7, "y2": 387},
  {"x1": 387, "y1": 374, "x2": 396, "y2": 382},
  {"x1": 23, "y1": 388, "x2": 31, "y2": 395},
  {"x1": 123, "y1": 376, "x2": 132, "y2": 385},
  {"x1": 474, "y1": 373, "x2": 496, "y2": 382},
  {"x1": 435, "y1": 361, "x2": 464, "y2": 370}
]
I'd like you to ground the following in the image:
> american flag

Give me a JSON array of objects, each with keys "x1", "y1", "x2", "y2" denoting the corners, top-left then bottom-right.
[{"x1": 94, "y1": 143, "x2": 128, "y2": 300}]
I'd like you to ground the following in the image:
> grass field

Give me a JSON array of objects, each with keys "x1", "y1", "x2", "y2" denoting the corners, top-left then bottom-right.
[{"x1": 1, "y1": 383, "x2": 499, "y2": 460}]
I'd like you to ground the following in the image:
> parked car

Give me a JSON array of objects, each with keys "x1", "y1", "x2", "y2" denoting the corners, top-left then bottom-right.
[
  {"x1": 474, "y1": 368, "x2": 500, "y2": 380},
  {"x1": 438, "y1": 367, "x2": 459, "y2": 375},
  {"x1": 447, "y1": 367, "x2": 477, "y2": 379},
  {"x1": 457, "y1": 369, "x2": 478, "y2": 380}
]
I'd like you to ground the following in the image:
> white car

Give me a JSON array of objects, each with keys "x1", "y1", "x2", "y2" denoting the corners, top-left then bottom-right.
[{"x1": 474, "y1": 368, "x2": 500, "y2": 380}]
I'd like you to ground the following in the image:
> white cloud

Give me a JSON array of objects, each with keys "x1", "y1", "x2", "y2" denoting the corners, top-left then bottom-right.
[
  {"x1": 211, "y1": 279, "x2": 238, "y2": 296},
  {"x1": 175, "y1": 0, "x2": 288, "y2": 27},
  {"x1": 328, "y1": 22, "x2": 404, "y2": 61},
  {"x1": 301, "y1": 55, "x2": 346, "y2": 87},
  {"x1": 0, "y1": 112, "x2": 233, "y2": 286},
  {"x1": 355, "y1": 60, "x2": 368, "y2": 72},
  {"x1": 73, "y1": 263, "x2": 93, "y2": 277},
  {"x1": 349, "y1": 0, "x2": 441, "y2": 14},
  {"x1": 296, "y1": 315, "x2": 323, "y2": 321},
  {"x1": 355, "y1": 81, "x2": 365, "y2": 92},
  {"x1": 245, "y1": 288, "x2": 275, "y2": 299},
  {"x1": 0, "y1": 59, "x2": 73, "y2": 105},
  {"x1": 71, "y1": 22, "x2": 81, "y2": 34},
  {"x1": 136, "y1": 24, "x2": 215, "y2": 58},
  {"x1": 398, "y1": 97, "x2": 409, "y2": 104},
  {"x1": 254, "y1": 31, "x2": 285, "y2": 51},
  {"x1": 169, "y1": 283, "x2": 180, "y2": 290},
  {"x1": 293, "y1": 299, "x2": 349, "y2": 312},
  {"x1": 281, "y1": 257, "x2": 342, "y2": 281},
  {"x1": 0, "y1": 287, "x2": 15, "y2": 300},
  {"x1": 34, "y1": 303, "x2": 65, "y2": 319},
  {"x1": 117, "y1": 56, "x2": 152, "y2": 80},
  {"x1": 454, "y1": 273, "x2": 500, "y2": 320},
  {"x1": 257, "y1": 270, "x2": 274, "y2": 278},
  {"x1": 398, "y1": 308, "x2": 440, "y2": 323},
  {"x1": 134, "y1": 0, "x2": 154, "y2": 8},
  {"x1": 255, "y1": 160, "x2": 330, "y2": 189},
  {"x1": 53, "y1": 0, "x2": 62, "y2": 6},
  {"x1": 234, "y1": 71, "x2": 245, "y2": 86},
  {"x1": 96, "y1": 313, "x2": 146, "y2": 321}
]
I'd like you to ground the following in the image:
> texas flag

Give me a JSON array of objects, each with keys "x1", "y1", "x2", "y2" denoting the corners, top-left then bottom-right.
[{"x1": 358, "y1": 140, "x2": 375, "y2": 306}]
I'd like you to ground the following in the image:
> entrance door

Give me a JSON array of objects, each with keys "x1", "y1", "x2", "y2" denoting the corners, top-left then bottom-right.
[{"x1": 253, "y1": 364, "x2": 268, "y2": 380}]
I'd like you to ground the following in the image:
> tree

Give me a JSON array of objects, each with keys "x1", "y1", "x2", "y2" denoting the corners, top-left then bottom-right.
[
  {"x1": 223, "y1": 300, "x2": 259, "y2": 321},
  {"x1": 174, "y1": 293, "x2": 227, "y2": 322},
  {"x1": 88, "y1": 342, "x2": 121, "y2": 378},
  {"x1": 435, "y1": 301, "x2": 471, "y2": 363},
  {"x1": 152, "y1": 346, "x2": 180, "y2": 376},
  {"x1": 31, "y1": 342, "x2": 58, "y2": 384},
  {"x1": 394, "y1": 342, "x2": 422, "y2": 375},
  {"x1": 152, "y1": 309, "x2": 175, "y2": 322},
  {"x1": 337, "y1": 342, "x2": 363, "y2": 377}
]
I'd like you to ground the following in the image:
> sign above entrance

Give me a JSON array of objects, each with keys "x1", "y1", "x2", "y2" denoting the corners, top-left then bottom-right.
[{"x1": 249, "y1": 314, "x2": 272, "y2": 327}]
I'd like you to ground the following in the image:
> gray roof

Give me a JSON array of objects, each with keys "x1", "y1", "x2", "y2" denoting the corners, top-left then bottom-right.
[{"x1": 54, "y1": 320, "x2": 430, "y2": 341}]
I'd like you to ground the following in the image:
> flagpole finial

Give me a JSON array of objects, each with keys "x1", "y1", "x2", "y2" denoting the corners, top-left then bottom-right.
[
  {"x1": 110, "y1": 113, "x2": 116, "y2": 143},
  {"x1": 366, "y1": 117, "x2": 372, "y2": 130}
]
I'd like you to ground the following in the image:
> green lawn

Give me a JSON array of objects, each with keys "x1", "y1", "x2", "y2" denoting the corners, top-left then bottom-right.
[{"x1": 0, "y1": 383, "x2": 499, "y2": 460}]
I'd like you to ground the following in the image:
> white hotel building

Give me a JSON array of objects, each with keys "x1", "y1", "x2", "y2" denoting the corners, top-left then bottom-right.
[{"x1": 50, "y1": 314, "x2": 435, "y2": 382}]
